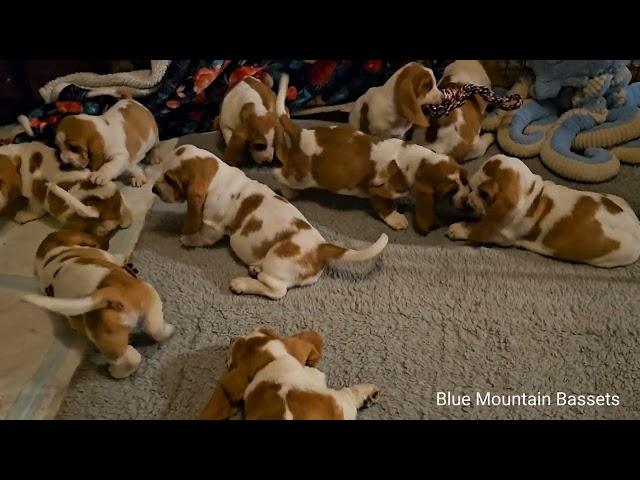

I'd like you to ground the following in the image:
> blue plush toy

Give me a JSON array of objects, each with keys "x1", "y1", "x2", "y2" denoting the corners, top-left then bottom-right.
[{"x1": 485, "y1": 60, "x2": 640, "y2": 182}]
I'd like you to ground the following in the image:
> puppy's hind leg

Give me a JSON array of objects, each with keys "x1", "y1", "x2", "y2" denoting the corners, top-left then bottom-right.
[
  {"x1": 229, "y1": 272, "x2": 288, "y2": 300},
  {"x1": 141, "y1": 285, "x2": 175, "y2": 342},
  {"x1": 272, "y1": 168, "x2": 300, "y2": 200},
  {"x1": 89, "y1": 309, "x2": 141, "y2": 379}
]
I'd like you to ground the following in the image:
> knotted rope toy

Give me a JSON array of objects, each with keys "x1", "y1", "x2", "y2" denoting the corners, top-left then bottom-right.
[{"x1": 423, "y1": 84, "x2": 523, "y2": 118}]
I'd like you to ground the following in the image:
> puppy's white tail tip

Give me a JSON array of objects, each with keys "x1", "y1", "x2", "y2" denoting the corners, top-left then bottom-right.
[
  {"x1": 46, "y1": 183, "x2": 100, "y2": 218},
  {"x1": 340, "y1": 233, "x2": 388, "y2": 262},
  {"x1": 22, "y1": 293, "x2": 105, "y2": 316},
  {"x1": 276, "y1": 73, "x2": 289, "y2": 117}
]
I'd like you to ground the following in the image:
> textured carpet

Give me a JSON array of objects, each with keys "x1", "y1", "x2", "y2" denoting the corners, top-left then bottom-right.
[{"x1": 57, "y1": 129, "x2": 640, "y2": 420}]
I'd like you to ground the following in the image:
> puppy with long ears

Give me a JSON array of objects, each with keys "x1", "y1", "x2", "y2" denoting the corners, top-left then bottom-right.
[
  {"x1": 0, "y1": 142, "x2": 132, "y2": 237},
  {"x1": 219, "y1": 72, "x2": 290, "y2": 167},
  {"x1": 152, "y1": 144, "x2": 388, "y2": 299},
  {"x1": 411, "y1": 60, "x2": 495, "y2": 162},
  {"x1": 273, "y1": 81, "x2": 469, "y2": 233},
  {"x1": 22, "y1": 229, "x2": 174, "y2": 378},
  {"x1": 447, "y1": 154, "x2": 640, "y2": 268},
  {"x1": 55, "y1": 94, "x2": 159, "y2": 187},
  {"x1": 199, "y1": 327, "x2": 380, "y2": 420},
  {"x1": 349, "y1": 61, "x2": 443, "y2": 140}
]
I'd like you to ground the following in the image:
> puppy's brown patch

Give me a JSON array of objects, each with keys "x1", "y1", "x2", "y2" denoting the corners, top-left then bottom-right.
[
  {"x1": 274, "y1": 240, "x2": 301, "y2": 258},
  {"x1": 542, "y1": 196, "x2": 620, "y2": 262},
  {"x1": 240, "y1": 216, "x2": 263, "y2": 236},
  {"x1": 176, "y1": 146, "x2": 186, "y2": 156},
  {"x1": 522, "y1": 192, "x2": 554, "y2": 241},
  {"x1": 359, "y1": 103, "x2": 371, "y2": 134},
  {"x1": 292, "y1": 218, "x2": 311, "y2": 230},
  {"x1": 286, "y1": 389, "x2": 344, "y2": 420},
  {"x1": 252, "y1": 230, "x2": 295, "y2": 260},
  {"x1": 230, "y1": 194, "x2": 264, "y2": 234},
  {"x1": 244, "y1": 381, "x2": 287, "y2": 420},
  {"x1": 602, "y1": 196, "x2": 623, "y2": 214},
  {"x1": 29, "y1": 152, "x2": 43, "y2": 173},
  {"x1": 120, "y1": 101, "x2": 157, "y2": 158},
  {"x1": 245, "y1": 77, "x2": 276, "y2": 112}
]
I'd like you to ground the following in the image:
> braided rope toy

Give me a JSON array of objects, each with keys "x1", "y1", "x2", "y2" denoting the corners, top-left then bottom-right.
[{"x1": 423, "y1": 84, "x2": 523, "y2": 118}]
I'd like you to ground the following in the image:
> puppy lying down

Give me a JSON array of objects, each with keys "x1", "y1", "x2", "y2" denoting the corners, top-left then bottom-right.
[
  {"x1": 199, "y1": 327, "x2": 380, "y2": 420},
  {"x1": 447, "y1": 154, "x2": 640, "y2": 268},
  {"x1": 153, "y1": 145, "x2": 388, "y2": 299}
]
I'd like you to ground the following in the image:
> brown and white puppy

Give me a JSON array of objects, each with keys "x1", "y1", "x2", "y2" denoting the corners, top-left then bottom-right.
[
  {"x1": 447, "y1": 154, "x2": 640, "y2": 268},
  {"x1": 152, "y1": 144, "x2": 388, "y2": 299},
  {"x1": 219, "y1": 73, "x2": 289, "y2": 166},
  {"x1": 22, "y1": 230, "x2": 174, "y2": 378},
  {"x1": 55, "y1": 97, "x2": 158, "y2": 187},
  {"x1": 411, "y1": 60, "x2": 495, "y2": 163},
  {"x1": 349, "y1": 62, "x2": 443, "y2": 140},
  {"x1": 0, "y1": 142, "x2": 132, "y2": 237},
  {"x1": 274, "y1": 115, "x2": 469, "y2": 234},
  {"x1": 199, "y1": 327, "x2": 380, "y2": 420}
]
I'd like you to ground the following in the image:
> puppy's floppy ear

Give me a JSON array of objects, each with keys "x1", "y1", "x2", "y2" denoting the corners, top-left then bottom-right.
[
  {"x1": 87, "y1": 134, "x2": 107, "y2": 170},
  {"x1": 224, "y1": 130, "x2": 248, "y2": 167},
  {"x1": 477, "y1": 179, "x2": 500, "y2": 206},
  {"x1": 395, "y1": 65, "x2": 430, "y2": 128},
  {"x1": 239, "y1": 102, "x2": 255, "y2": 123},
  {"x1": 183, "y1": 178, "x2": 208, "y2": 235},
  {"x1": 198, "y1": 367, "x2": 248, "y2": 420},
  {"x1": 284, "y1": 330, "x2": 323, "y2": 367},
  {"x1": 413, "y1": 180, "x2": 437, "y2": 234}
]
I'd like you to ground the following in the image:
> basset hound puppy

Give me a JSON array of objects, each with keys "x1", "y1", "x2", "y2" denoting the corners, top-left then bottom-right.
[
  {"x1": 199, "y1": 327, "x2": 380, "y2": 420},
  {"x1": 152, "y1": 144, "x2": 388, "y2": 299},
  {"x1": 219, "y1": 73, "x2": 289, "y2": 167},
  {"x1": 447, "y1": 154, "x2": 640, "y2": 268},
  {"x1": 22, "y1": 230, "x2": 174, "y2": 378},
  {"x1": 55, "y1": 97, "x2": 159, "y2": 187},
  {"x1": 273, "y1": 115, "x2": 469, "y2": 234},
  {"x1": 411, "y1": 60, "x2": 495, "y2": 163},
  {"x1": 349, "y1": 62, "x2": 443, "y2": 140}
]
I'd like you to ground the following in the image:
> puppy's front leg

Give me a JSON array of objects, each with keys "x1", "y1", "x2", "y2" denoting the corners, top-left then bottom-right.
[
  {"x1": 126, "y1": 164, "x2": 147, "y2": 187},
  {"x1": 447, "y1": 218, "x2": 505, "y2": 244},
  {"x1": 89, "y1": 154, "x2": 128, "y2": 185},
  {"x1": 14, "y1": 201, "x2": 46, "y2": 224},
  {"x1": 370, "y1": 196, "x2": 408, "y2": 230}
]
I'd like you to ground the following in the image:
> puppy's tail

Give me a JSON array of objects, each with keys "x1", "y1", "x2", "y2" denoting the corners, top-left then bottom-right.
[
  {"x1": 276, "y1": 73, "x2": 289, "y2": 117},
  {"x1": 319, "y1": 233, "x2": 388, "y2": 264},
  {"x1": 22, "y1": 287, "x2": 126, "y2": 316},
  {"x1": 46, "y1": 183, "x2": 100, "y2": 219}
]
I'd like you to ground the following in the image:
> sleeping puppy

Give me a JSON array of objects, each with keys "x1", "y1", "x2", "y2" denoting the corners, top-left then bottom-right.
[
  {"x1": 411, "y1": 60, "x2": 495, "y2": 163},
  {"x1": 152, "y1": 144, "x2": 388, "y2": 299},
  {"x1": 219, "y1": 73, "x2": 289, "y2": 167},
  {"x1": 198, "y1": 327, "x2": 380, "y2": 420},
  {"x1": 274, "y1": 115, "x2": 469, "y2": 234},
  {"x1": 55, "y1": 96, "x2": 158, "y2": 187},
  {"x1": 349, "y1": 62, "x2": 443, "y2": 140},
  {"x1": 0, "y1": 142, "x2": 132, "y2": 237},
  {"x1": 447, "y1": 154, "x2": 640, "y2": 268},
  {"x1": 22, "y1": 229, "x2": 174, "y2": 378}
]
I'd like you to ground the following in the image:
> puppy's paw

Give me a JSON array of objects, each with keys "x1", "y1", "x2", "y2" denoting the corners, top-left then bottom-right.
[
  {"x1": 89, "y1": 171, "x2": 109, "y2": 186},
  {"x1": 180, "y1": 234, "x2": 202, "y2": 248},
  {"x1": 355, "y1": 384, "x2": 381, "y2": 409},
  {"x1": 384, "y1": 211, "x2": 409, "y2": 230},
  {"x1": 229, "y1": 277, "x2": 248, "y2": 295},
  {"x1": 130, "y1": 174, "x2": 147, "y2": 187},
  {"x1": 447, "y1": 222, "x2": 470, "y2": 240},
  {"x1": 158, "y1": 323, "x2": 175, "y2": 342},
  {"x1": 14, "y1": 210, "x2": 39, "y2": 224}
]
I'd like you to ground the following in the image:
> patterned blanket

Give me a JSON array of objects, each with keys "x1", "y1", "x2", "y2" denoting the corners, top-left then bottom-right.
[{"x1": 9, "y1": 59, "x2": 454, "y2": 145}]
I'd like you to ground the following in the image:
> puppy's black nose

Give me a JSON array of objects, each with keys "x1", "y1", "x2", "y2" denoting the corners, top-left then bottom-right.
[{"x1": 151, "y1": 185, "x2": 159, "y2": 195}]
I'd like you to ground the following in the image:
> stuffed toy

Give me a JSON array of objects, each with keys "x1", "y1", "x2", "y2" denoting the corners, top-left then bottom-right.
[{"x1": 484, "y1": 60, "x2": 640, "y2": 182}]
